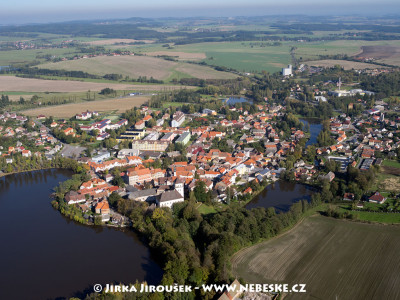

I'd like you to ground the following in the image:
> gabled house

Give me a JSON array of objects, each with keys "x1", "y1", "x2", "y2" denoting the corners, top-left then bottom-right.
[
  {"x1": 343, "y1": 193, "x2": 355, "y2": 201},
  {"x1": 157, "y1": 189, "x2": 184, "y2": 208},
  {"x1": 368, "y1": 192, "x2": 386, "y2": 204},
  {"x1": 65, "y1": 191, "x2": 86, "y2": 204}
]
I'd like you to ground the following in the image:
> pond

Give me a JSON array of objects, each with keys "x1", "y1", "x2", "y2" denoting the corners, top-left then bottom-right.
[
  {"x1": 245, "y1": 181, "x2": 315, "y2": 212},
  {"x1": 0, "y1": 169, "x2": 162, "y2": 300},
  {"x1": 300, "y1": 118, "x2": 322, "y2": 147}
]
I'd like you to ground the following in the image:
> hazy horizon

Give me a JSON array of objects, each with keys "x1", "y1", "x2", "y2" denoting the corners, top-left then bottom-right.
[{"x1": 1, "y1": 0, "x2": 400, "y2": 25}]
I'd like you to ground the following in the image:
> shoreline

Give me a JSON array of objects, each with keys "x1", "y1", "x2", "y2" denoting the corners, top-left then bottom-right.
[{"x1": 0, "y1": 167, "x2": 57, "y2": 178}]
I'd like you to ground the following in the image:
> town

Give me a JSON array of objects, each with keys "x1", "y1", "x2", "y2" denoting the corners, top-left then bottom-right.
[
  {"x1": 2, "y1": 11, "x2": 400, "y2": 300},
  {"x1": 3, "y1": 68, "x2": 399, "y2": 228}
]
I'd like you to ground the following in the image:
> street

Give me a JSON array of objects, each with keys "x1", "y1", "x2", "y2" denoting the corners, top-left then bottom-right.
[{"x1": 34, "y1": 119, "x2": 86, "y2": 159}]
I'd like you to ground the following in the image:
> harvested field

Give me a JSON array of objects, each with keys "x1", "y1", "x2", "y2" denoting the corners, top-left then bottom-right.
[
  {"x1": 0, "y1": 76, "x2": 190, "y2": 93},
  {"x1": 21, "y1": 96, "x2": 149, "y2": 118},
  {"x1": 145, "y1": 51, "x2": 206, "y2": 60},
  {"x1": 232, "y1": 216, "x2": 400, "y2": 300},
  {"x1": 306, "y1": 59, "x2": 382, "y2": 70},
  {"x1": 355, "y1": 45, "x2": 400, "y2": 60},
  {"x1": 355, "y1": 45, "x2": 400, "y2": 67},
  {"x1": 84, "y1": 39, "x2": 154, "y2": 45},
  {"x1": 39, "y1": 56, "x2": 237, "y2": 81}
]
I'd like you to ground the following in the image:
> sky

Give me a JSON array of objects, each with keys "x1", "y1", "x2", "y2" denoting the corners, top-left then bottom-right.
[{"x1": 1, "y1": 0, "x2": 400, "y2": 24}]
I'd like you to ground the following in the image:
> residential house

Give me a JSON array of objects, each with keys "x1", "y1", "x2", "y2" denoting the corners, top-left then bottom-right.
[
  {"x1": 95, "y1": 199, "x2": 110, "y2": 222},
  {"x1": 343, "y1": 193, "x2": 355, "y2": 201},
  {"x1": 368, "y1": 192, "x2": 386, "y2": 204},
  {"x1": 175, "y1": 132, "x2": 191, "y2": 145},
  {"x1": 171, "y1": 111, "x2": 185, "y2": 127},
  {"x1": 65, "y1": 191, "x2": 86, "y2": 204}
]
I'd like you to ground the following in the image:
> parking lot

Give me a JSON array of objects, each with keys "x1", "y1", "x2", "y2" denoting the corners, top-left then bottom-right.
[{"x1": 60, "y1": 144, "x2": 86, "y2": 158}]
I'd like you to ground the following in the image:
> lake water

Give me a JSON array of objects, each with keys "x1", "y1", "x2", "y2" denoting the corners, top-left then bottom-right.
[
  {"x1": 300, "y1": 118, "x2": 322, "y2": 147},
  {"x1": 225, "y1": 97, "x2": 253, "y2": 105},
  {"x1": 0, "y1": 169, "x2": 162, "y2": 300},
  {"x1": 245, "y1": 181, "x2": 315, "y2": 212}
]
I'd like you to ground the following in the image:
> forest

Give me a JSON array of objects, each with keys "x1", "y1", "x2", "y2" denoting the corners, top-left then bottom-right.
[{"x1": 360, "y1": 71, "x2": 400, "y2": 97}]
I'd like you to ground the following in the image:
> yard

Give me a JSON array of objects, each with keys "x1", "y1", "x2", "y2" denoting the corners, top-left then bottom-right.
[{"x1": 196, "y1": 203, "x2": 218, "y2": 215}]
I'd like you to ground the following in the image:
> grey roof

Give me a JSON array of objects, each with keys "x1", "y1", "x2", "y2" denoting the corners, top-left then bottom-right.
[
  {"x1": 139, "y1": 151, "x2": 162, "y2": 159},
  {"x1": 176, "y1": 132, "x2": 190, "y2": 143},
  {"x1": 160, "y1": 132, "x2": 175, "y2": 140},
  {"x1": 159, "y1": 189, "x2": 183, "y2": 202},
  {"x1": 129, "y1": 188, "x2": 158, "y2": 200},
  {"x1": 259, "y1": 169, "x2": 271, "y2": 175},
  {"x1": 125, "y1": 185, "x2": 138, "y2": 193}
]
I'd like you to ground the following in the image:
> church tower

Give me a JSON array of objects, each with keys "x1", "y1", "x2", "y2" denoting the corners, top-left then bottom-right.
[{"x1": 174, "y1": 178, "x2": 185, "y2": 198}]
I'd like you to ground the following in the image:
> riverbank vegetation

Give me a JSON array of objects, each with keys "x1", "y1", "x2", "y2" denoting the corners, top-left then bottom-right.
[{"x1": 0, "y1": 154, "x2": 86, "y2": 176}]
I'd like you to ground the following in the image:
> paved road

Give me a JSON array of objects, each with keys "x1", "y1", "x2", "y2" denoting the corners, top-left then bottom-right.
[{"x1": 34, "y1": 119, "x2": 86, "y2": 159}]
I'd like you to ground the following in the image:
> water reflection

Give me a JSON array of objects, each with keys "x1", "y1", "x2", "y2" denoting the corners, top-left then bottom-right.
[
  {"x1": 300, "y1": 118, "x2": 322, "y2": 147},
  {"x1": 0, "y1": 169, "x2": 162, "y2": 300},
  {"x1": 246, "y1": 181, "x2": 315, "y2": 212}
]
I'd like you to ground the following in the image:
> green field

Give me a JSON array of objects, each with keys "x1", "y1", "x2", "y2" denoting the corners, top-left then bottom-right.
[
  {"x1": 136, "y1": 41, "x2": 293, "y2": 73},
  {"x1": 382, "y1": 159, "x2": 400, "y2": 168},
  {"x1": 294, "y1": 40, "x2": 363, "y2": 61},
  {"x1": 137, "y1": 40, "x2": 400, "y2": 73},
  {"x1": 0, "y1": 48, "x2": 82, "y2": 66},
  {"x1": 232, "y1": 215, "x2": 400, "y2": 300},
  {"x1": 136, "y1": 40, "x2": 400, "y2": 73},
  {"x1": 161, "y1": 101, "x2": 185, "y2": 108},
  {"x1": 339, "y1": 205, "x2": 400, "y2": 223},
  {"x1": 4, "y1": 37, "x2": 400, "y2": 75},
  {"x1": 295, "y1": 40, "x2": 400, "y2": 62}
]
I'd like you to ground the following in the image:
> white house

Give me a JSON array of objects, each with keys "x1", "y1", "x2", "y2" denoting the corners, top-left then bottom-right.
[
  {"x1": 282, "y1": 65, "x2": 292, "y2": 76},
  {"x1": 171, "y1": 111, "x2": 185, "y2": 127},
  {"x1": 157, "y1": 189, "x2": 184, "y2": 208}
]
